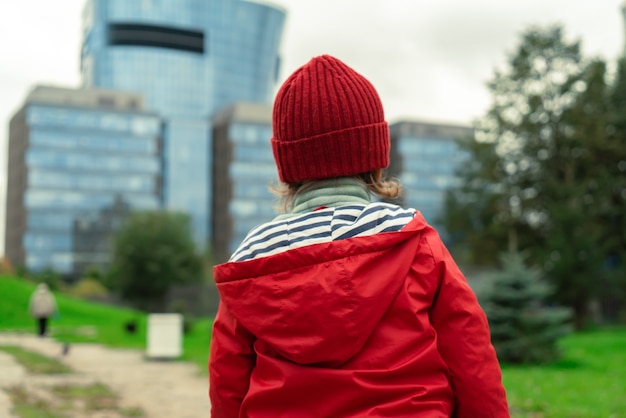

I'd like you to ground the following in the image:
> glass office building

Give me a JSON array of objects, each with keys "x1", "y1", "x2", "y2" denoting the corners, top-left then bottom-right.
[
  {"x1": 81, "y1": 0, "x2": 285, "y2": 247},
  {"x1": 5, "y1": 86, "x2": 161, "y2": 275},
  {"x1": 211, "y1": 103, "x2": 276, "y2": 263},
  {"x1": 389, "y1": 121, "x2": 472, "y2": 241}
]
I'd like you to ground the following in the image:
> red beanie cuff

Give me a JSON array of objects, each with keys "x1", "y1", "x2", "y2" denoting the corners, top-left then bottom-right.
[
  {"x1": 271, "y1": 55, "x2": 389, "y2": 183},
  {"x1": 272, "y1": 121, "x2": 390, "y2": 183}
]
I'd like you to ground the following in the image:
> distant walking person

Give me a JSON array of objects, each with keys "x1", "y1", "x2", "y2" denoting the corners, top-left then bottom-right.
[
  {"x1": 209, "y1": 55, "x2": 509, "y2": 417},
  {"x1": 28, "y1": 283, "x2": 58, "y2": 337}
]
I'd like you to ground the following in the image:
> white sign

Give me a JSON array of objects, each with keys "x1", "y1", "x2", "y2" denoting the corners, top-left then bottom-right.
[{"x1": 146, "y1": 313, "x2": 183, "y2": 359}]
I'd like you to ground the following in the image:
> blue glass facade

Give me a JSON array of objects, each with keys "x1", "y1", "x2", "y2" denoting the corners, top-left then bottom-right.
[
  {"x1": 81, "y1": 0, "x2": 285, "y2": 247},
  {"x1": 8, "y1": 97, "x2": 161, "y2": 274},
  {"x1": 389, "y1": 121, "x2": 472, "y2": 240},
  {"x1": 227, "y1": 122, "x2": 276, "y2": 252},
  {"x1": 211, "y1": 103, "x2": 276, "y2": 263}
]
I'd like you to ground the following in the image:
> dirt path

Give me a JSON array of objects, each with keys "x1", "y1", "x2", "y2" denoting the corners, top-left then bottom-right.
[{"x1": 0, "y1": 333, "x2": 210, "y2": 418}]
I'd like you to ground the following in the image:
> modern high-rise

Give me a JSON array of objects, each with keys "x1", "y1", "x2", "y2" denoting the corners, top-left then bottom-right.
[
  {"x1": 211, "y1": 102, "x2": 276, "y2": 263},
  {"x1": 81, "y1": 0, "x2": 285, "y2": 246},
  {"x1": 389, "y1": 121, "x2": 472, "y2": 241},
  {"x1": 5, "y1": 86, "x2": 161, "y2": 275}
]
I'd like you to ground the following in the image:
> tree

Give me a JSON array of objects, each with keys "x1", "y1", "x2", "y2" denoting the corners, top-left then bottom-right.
[
  {"x1": 538, "y1": 59, "x2": 611, "y2": 328},
  {"x1": 443, "y1": 138, "x2": 514, "y2": 266},
  {"x1": 600, "y1": 58, "x2": 626, "y2": 320},
  {"x1": 477, "y1": 25, "x2": 590, "y2": 253},
  {"x1": 444, "y1": 25, "x2": 621, "y2": 328},
  {"x1": 446, "y1": 25, "x2": 588, "y2": 263},
  {"x1": 483, "y1": 253, "x2": 572, "y2": 364},
  {"x1": 110, "y1": 211, "x2": 203, "y2": 311}
]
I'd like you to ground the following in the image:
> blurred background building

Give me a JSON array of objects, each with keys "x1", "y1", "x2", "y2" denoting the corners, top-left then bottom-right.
[
  {"x1": 5, "y1": 0, "x2": 286, "y2": 276},
  {"x1": 389, "y1": 121, "x2": 472, "y2": 242},
  {"x1": 5, "y1": 86, "x2": 161, "y2": 275},
  {"x1": 81, "y1": 0, "x2": 285, "y2": 247},
  {"x1": 211, "y1": 102, "x2": 275, "y2": 264}
]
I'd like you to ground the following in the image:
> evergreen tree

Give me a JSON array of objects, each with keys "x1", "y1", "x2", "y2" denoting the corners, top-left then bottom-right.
[
  {"x1": 600, "y1": 58, "x2": 626, "y2": 320},
  {"x1": 483, "y1": 252, "x2": 572, "y2": 364}
]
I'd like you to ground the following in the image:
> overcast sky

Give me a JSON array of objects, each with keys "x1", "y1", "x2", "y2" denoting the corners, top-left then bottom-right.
[{"x1": 0, "y1": 0, "x2": 624, "y2": 255}]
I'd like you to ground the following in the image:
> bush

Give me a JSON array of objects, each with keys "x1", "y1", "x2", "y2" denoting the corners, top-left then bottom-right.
[
  {"x1": 67, "y1": 278, "x2": 110, "y2": 301},
  {"x1": 0, "y1": 258, "x2": 14, "y2": 274},
  {"x1": 483, "y1": 252, "x2": 573, "y2": 364},
  {"x1": 109, "y1": 211, "x2": 203, "y2": 311}
]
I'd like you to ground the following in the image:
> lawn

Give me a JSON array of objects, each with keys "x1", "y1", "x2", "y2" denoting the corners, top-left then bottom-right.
[
  {"x1": 503, "y1": 328, "x2": 626, "y2": 417},
  {"x1": 0, "y1": 275, "x2": 212, "y2": 374},
  {"x1": 2, "y1": 274, "x2": 624, "y2": 416}
]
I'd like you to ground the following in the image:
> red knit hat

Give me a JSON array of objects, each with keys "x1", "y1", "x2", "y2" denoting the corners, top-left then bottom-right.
[{"x1": 271, "y1": 55, "x2": 390, "y2": 183}]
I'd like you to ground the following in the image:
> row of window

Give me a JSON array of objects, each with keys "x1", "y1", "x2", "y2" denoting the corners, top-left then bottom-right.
[
  {"x1": 28, "y1": 212, "x2": 86, "y2": 230},
  {"x1": 30, "y1": 128, "x2": 158, "y2": 154},
  {"x1": 233, "y1": 146, "x2": 272, "y2": 162},
  {"x1": 26, "y1": 253, "x2": 73, "y2": 274},
  {"x1": 27, "y1": 106, "x2": 160, "y2": 136},
  {"x1": 27, "y1": 149, "x2": 159, "y2": 173},
  {"x1": 228, "y1": 162, "x2": 275, "y2": 179},
  {"x1": 229, "y1": 198, "x2": 276, "y2": 219},
  {"x1": 401, "y1": 158, "x2": 459, "y2": 175},
  {"x1": 231, "y1": 124, "x2": 273, "y2": 144},
  {"x1": 25, "y1": 191, "x2": 158, "y2": 210},
  {"x1": 401, "y1": 173, "x2": 459, "y2": 190},
  {"x1": 232, "y1": 181, "x2": 273, "y2": 199},
  {"x1": 30, "y1": 170, "x2": 155, "y2": 193},
  {"x1": 404, "y1": 190, "x2": 446, "y2": 205},
  {"x1": 107, "y1": 0, "x2": 210, "y2": 28},
  {"x1": 24, "y1": 233, "x2": 71, "y2": 251},
  {"x1": 398, "y1": 137, "x2": 460, "y2": 155}
]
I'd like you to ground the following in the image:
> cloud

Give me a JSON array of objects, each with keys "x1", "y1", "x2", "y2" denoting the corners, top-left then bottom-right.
[{"x1": 274, "y1": 0, "x2": 623, "y2": 124}]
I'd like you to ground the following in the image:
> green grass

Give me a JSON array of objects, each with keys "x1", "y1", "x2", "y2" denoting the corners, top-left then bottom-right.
[
  {"x1": 0, "y1": 345, "x2": 72, "y2": 374},
  {"x1": 8, "y1": 383, "x2": 146, "y2": 418},
  {"x1": 51, "y1": 383, "x2": 117, "y2": 411},
  {"x1": 0, "y1": 274, "x2": 212, "y2": 373},
  {"x1": 6, "y1": 386, "x2": 64, "y2": 418},
  {"x1": 3, "y1": 274, "x2": 625, "y2": 415},
  {"x1": 502, "y1": 328, "x2": 626, "y2": 417}
]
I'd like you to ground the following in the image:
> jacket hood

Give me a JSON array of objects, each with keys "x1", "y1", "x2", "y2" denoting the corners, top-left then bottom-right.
[{"x1": 214, "y1": 216, "x2": 427, "y2": 366}]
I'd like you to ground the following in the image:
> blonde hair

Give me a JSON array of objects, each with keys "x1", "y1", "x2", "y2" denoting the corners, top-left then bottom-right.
[{"x1": 270, "y1": 170, "x2": 402, "y2": 212}]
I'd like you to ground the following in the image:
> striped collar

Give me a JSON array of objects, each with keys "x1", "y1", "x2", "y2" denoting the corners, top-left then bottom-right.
[
  {"x1": 229, "y1": 202, "x2": 416, "y2": 262},
  {"x1": 274, "y1": 178, "x2": 371, "y2": 221}
]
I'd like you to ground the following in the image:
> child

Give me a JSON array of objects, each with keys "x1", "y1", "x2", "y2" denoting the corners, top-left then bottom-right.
[{"x1": 209, "y1": 55, "x2": 509, "y2": 417}]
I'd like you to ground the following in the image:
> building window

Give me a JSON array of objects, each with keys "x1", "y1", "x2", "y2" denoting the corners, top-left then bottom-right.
[{"x1": 108, "y1": 23, "x2": 205, "y2": 54}]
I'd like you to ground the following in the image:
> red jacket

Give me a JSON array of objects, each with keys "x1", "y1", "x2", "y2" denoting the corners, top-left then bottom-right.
[{"x1": 210, "y1": 214, "x2": 509, "y2": 417}]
